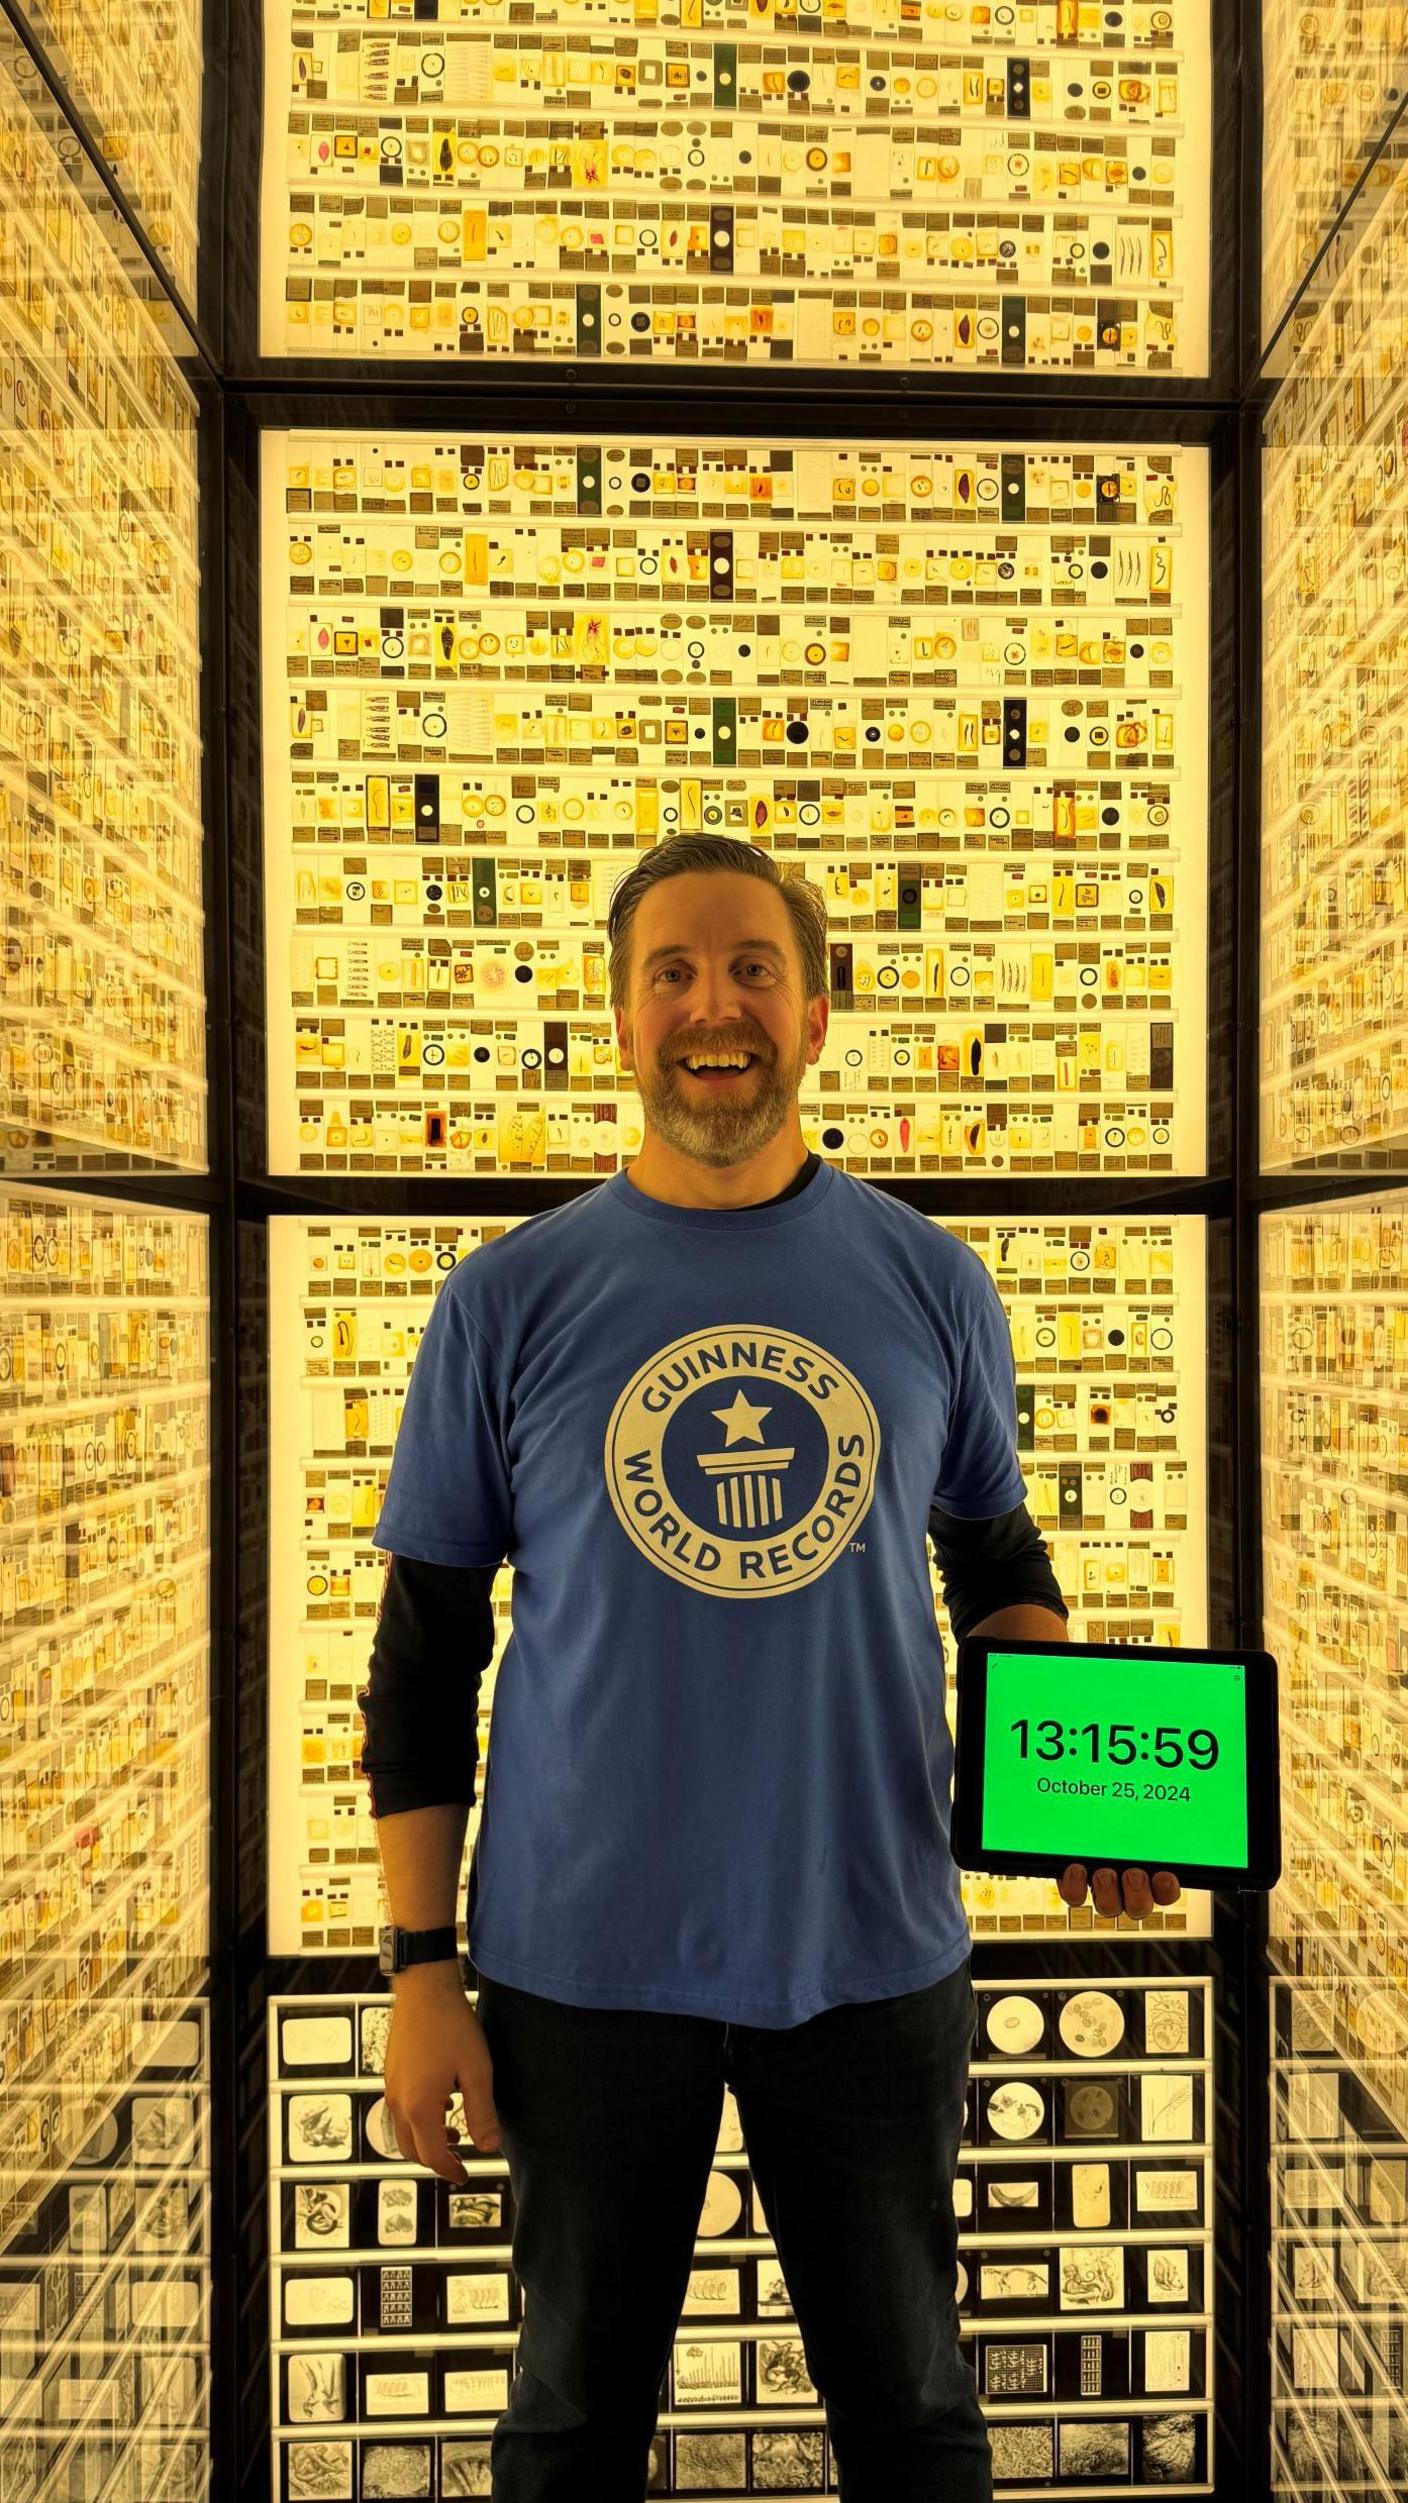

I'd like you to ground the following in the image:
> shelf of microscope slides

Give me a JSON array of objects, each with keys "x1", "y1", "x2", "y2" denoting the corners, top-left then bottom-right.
[{"x1": 269, "y1": 1977, "x2": 1214, "y2": 2498}]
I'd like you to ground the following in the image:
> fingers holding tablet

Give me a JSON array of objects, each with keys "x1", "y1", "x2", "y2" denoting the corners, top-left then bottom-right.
[{"x1": 1058, "y1": 1864, "x2": 1184, "y2": 1921}]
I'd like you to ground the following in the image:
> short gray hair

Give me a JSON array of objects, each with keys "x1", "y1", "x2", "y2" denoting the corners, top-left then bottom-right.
[{"x1": 606, "y1": 837, "x2": 828, "y2": 1017}]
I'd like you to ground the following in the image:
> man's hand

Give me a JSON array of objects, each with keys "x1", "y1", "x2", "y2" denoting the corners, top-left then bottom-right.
[
  {"x1": 1059, "y1": 1864, "x2": 1182, "y2": 1923},
  {"x1": 384, "y1": 1965, "x2": 503, "y2": 2181},
  {"x1": 960, "y1": 1614, "x2": 1180, "y2": 1922}
]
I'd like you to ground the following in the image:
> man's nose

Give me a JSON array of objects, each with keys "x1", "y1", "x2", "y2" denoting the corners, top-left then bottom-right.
[{"x1": 688, "y1": 970, "x2": 753, "y2": 1033}]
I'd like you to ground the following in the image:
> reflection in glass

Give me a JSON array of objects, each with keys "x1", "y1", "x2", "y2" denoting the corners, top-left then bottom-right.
[
  {"x1": 0, "y1": 39, "x2": 206, "y2": 1174},
  {"x1": 0, "y1": 1189, "x2": 211, "y2": 2502},
  {"x1": 1261, "y1": 114, "x2": 1408, "y2": 1171},
  {"x1": 1263, "y1": 1195, "x2": 1408, "y2": 2502},
  {"x1": 15, "y1": 0, "x2": 203, "y2": 304},
  {"x1": 1261, "y1": 1, "x2": 1408, "y2": 350}
]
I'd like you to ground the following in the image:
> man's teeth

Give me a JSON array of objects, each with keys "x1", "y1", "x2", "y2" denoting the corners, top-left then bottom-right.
[{"x1": 683, "y1": 1054, "x2": 753, "y2": 1070}]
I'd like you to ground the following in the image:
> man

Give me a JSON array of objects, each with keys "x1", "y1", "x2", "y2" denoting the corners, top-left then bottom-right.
[{"x1": 361, "y1": 835, "x2": 1181, "y2": 2502}]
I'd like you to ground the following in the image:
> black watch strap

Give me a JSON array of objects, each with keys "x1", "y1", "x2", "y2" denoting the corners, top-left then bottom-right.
[{"x1": 378, "y1": 1924, "x2": 462, "y2": 1978}]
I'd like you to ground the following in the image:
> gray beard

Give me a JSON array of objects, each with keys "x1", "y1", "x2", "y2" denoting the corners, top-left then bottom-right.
[{"x1": 630, "y1": 1032, "x2": 812, "y2": 1171}]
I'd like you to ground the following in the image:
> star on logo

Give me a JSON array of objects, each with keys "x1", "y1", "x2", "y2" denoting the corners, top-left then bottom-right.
[{"x1": 711, "y1": 1388, "x2": 773, "y2": 1447}]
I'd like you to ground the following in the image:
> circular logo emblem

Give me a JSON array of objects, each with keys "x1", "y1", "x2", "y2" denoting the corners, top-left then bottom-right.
[{"x1": 604, "y1": 1326, "x2": 881, "y2": 1598}]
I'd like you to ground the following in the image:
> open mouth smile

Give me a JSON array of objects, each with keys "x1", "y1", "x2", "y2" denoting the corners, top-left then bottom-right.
[{"x1": 675, "y1": 1053, "x2": 760, "y2": 1082}]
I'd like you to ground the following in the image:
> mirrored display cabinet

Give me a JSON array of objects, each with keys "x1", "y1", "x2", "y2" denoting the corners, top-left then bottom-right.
[
  {"x1": 4, "y1": 2, "x2": 1407, "y2": 2497},
  {"x1": 0, "y1": 5, "x2": 211, "y2": 2495},
  {"x1": 1260, "y1": 11, "x2": 1408, "y2": 2500}
]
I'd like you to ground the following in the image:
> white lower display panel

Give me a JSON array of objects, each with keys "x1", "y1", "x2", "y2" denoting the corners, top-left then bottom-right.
[{"x1": 270, "y1": 1977, "x2": 1215, "y2": 2498}]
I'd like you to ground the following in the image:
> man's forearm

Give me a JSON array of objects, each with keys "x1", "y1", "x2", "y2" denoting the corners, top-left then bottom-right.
[
  {"x1": 375, "y1": 1800, "x2": 470, "y2": 1929},
  {"x1": 964, "y1": 1605, "x2": 1071, "y2": 1642},
  {"x1": 928, "y1": 1503, "x2": 1068, "y2": 1644}
]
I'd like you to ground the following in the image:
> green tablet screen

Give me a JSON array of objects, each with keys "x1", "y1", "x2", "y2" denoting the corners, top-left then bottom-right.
[{"x1": 981, "y1": 1650, "x2": 1251, "y2": 1871}]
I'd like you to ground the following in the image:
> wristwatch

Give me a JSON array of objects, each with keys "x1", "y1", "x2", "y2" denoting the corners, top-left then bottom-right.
[{"x1": 378, "y1": 1924, "x2": 464, "y2": 1978}]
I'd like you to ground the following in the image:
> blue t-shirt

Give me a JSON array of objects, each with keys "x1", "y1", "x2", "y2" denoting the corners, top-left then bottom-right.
[{"x1": 372, "y1": 1159, "x2": 1027, "y2": 2027}]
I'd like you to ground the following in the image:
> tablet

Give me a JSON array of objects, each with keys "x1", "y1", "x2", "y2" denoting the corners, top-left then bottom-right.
[{"x1": 951, "y1": 1639, "x2": 1281, "y2": 1891}]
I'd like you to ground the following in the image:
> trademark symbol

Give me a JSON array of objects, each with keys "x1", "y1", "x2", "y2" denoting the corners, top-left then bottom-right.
[{"x1": 849, "y1": 1541, "x2": 866, "y2": 1554}]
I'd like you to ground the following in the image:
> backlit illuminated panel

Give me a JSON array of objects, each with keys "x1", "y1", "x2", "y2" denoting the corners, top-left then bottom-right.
[
  {"x1": 266, "y1": 1215, "x2": 518, "y2": 1960},
  {"x1": 15, "y1": 0, "x2": 203, "y2": 304},
  {"x1": 0, "y1": 1187, "x2": 211, "y2": 2503},
  {"x1": 1260, "y1": 4, "x2": 1408, "y2": 349},
  {"x1": 270, "y1": 1979, "x2": 1215, "y2": 2498},
  {"x1": 1260, "y1": 124, "x2": 1408, "y2": 1172},
  {"x1": 0, "y1": 40, "x2": 205, "y2": 1177},
  {"x1": 260, "y1": 0, "x2": 1211, "y2": 372},
  {"x1": 261, "y1": 432, "x2": 1209, "y2": 1182},
  {"x1": 1262, "y1": 1194, "x2": 1408, "y2": 2503},
  {"x1": 268, "y1": 1212, "x2": 1207, "y2": 1955}
]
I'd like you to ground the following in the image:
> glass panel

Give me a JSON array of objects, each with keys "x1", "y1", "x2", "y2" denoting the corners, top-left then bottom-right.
[
  {"x1": 1263, "y1": 1193, "x2": 1408, "y2": 2503},
  {"x1": 271, "y1": 1977, "x2": 1215, "y2": 2492},
  {"x1": 259, "y1": 0, "x2": 1212, "y2": 372},
  {"x1": 13, "y1": 0, "x2": 203, "y2": 306},
  {"x1": 0, "y1": 34, "x2": 206, "y2": 1176},
  {"x1": 0, "y1": 1188, "x2": 211, "y2": 2503},
  {"x1": 1261, "y1": 120, "x2": 1408, "y2": 1172},
  {"x1": 0, "y1": 24, "x2": 211, "y2": 2497},
  {"x1": 1261, "y1": 2, "x2": 1408, "y2": 354},
  {"x1": 261, "y1": 430, "x2": 1209, "y2": 1181},
  {"x1": 268, "y1": 1210, "x2": 1208, "y2": 1954}
]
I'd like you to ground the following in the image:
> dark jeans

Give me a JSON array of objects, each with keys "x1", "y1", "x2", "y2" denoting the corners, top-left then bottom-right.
[{"x1": 473, "y1": 1956, "x2": 991, "y2": 2503}]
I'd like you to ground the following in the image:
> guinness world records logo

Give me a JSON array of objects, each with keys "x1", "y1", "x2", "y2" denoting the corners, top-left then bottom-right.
[{"x1": 604, "y1": 1325, "x2": 881, "y2": 1598}]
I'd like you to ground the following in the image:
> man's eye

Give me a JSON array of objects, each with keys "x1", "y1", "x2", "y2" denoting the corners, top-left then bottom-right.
[{"x1": 657, "y1": 962, "x2": 772, "y2": 982}]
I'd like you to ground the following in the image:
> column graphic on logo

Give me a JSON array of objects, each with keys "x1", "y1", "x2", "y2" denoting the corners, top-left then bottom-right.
[{"x1": 695, "y1": 1387, "x2": 793, "y2": 1530}]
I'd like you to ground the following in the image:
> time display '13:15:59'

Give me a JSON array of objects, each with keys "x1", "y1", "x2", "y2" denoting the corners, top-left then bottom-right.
[{"x1": 1011, "y1": 1722, "x2": 1221, "y2": 1768}]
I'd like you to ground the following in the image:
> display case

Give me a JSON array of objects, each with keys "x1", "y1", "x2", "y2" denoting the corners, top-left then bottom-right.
[
  {"x1": 13, "y1": 0, "x2": 204, "y2": 307},
  {"x1": 0, "y1": 27, "x2": 206, "y2": 1176},
  {"x1": 1261, "y1": 1191, "x2": 1408, "y2": 2503},
  {"x1": 260, "y1": 428, "x2": 1208, "y2": 1182},
  {"x1": 270, "y1": 1976, "x2": 1215, "y2": 2498},
  {"x1": 1260, "y1": 3, "x2": 1408, "y2": 356},
  {"x1": 0, "y1": 12, "x2": 212, "y2": 2497},
  {"x1": 0, "y1": 1185, "x2": 212, "y2": 2503},
  {"x1": 268, "y1": 1212, "x2": 1208, "y2": 1957},
  {"x1": 251, "y1": 66, "x2": 1228, "y2": 2474},
  {"x1": 259, "y1": 0, "x2": 1212, "y2": 373},
  {"x1": 1260, "y1": 105, "x2": 1408, "y2": 1172},
  {"x1": 1258, "y1": 16, "x2": 1408, "y2": 2499},
  {"x1": 1269, "y1": 1981, "x2": 1408, "y2": 2503}
]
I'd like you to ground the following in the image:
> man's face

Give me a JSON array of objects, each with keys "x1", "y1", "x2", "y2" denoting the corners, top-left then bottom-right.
[{"x1": 615, "y1": 873, "x2": 828, "y2": 1170}]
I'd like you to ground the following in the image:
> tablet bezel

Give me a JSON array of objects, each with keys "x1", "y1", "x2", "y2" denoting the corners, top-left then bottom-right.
[{"x1": 951, "y1": 1638, "x2": 1281, "y2": 1890}]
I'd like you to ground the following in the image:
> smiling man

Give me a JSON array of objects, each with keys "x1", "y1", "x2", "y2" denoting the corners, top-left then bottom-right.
[{"x1": 360, "y1": 835, "x2": 1180, "y2": 2503}]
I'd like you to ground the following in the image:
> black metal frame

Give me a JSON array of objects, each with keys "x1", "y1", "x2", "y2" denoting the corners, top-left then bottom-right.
[{"x1": 11, "y1": 0, "x2": 1408, "y2": 2490}]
